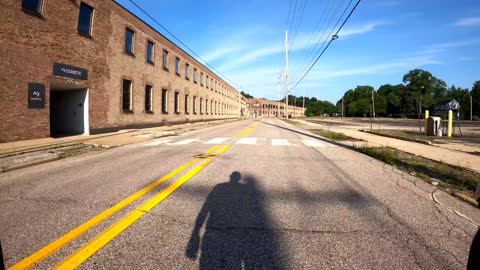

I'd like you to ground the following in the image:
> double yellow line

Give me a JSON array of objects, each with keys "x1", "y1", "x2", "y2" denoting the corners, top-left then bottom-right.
[{"x1": 10, "y1": 122, "x2": 260, "y2": 270}]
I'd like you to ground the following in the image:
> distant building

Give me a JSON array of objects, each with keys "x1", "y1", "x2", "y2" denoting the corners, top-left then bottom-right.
[
  {"x1": 246, "y1": 99, "x2": 305, "y2": 118},
  {"x1": 0, "y1": 0, "x2": 247, "y2": 142}
]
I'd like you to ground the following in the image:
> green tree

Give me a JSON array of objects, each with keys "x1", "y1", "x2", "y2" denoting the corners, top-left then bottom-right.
[
  {"x1": 240, "y1": 91, "x2": 253, "y2": 99},
  {"x1": 471, "y1": 81, "x2": 480, "y2": 117},
  {"x1": 403, "y1": 69, "x2": 437, "y2": 131}
]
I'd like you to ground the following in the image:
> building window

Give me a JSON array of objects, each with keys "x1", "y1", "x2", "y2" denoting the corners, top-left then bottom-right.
[
  {"x1": 193, "y1": 68, "x2": 197, "y2": 83},
  {"x1": 162, "y1": 50, "x2": 169, "y2": 70},
  {"x1": 175, "y1": 57, "x2": 180, "y2": 75},
  {"x1": 145, "y1": 85, "x2": 153, "y2": 113},
  {"x1": 162, "y1": 89, "x2": 168, "y2": 113},
  {"x1": 206, "y1": 99, "x2": 208, "y2": 115},
  {"x1": 146, "y1": 41, "x2": 154, "y2": 64},
  {"x1": 210, "y1": 78, "x2": 213, "y2": 90},
  {"x1": 77, "y1": 2, "x2": 94, "y2": 36},
  {"x1": 211, "y1": 100, "x2": 213, "y2": 114},
  {"x1": 193, "y1": 96, "x2": 197, "y2": 114},
  {"x1": 200, "y1": 72, "x2": 204, "y2": 86},
  {"x1": 206, "y1": 76, "x2": 209, "y2": 88},
  {"x1": 22, "y1": 0, "x2": 42, "y2": 14},
  {"x1": 185, "y1": 63, "x2": 190, "y2": 80},
  {"x1": 185, "y1": 94, "x2": 189, "y2": 114},
  {"x1": 200, "y1": 98, "x2": 203, "y2": 114},
  {"x1": 174, "y1": 92, "x2": 180, "y2": 113},
  {"x1": 125, "y1": 28, "x2": 135, "y2": 55},
  {"x1": 122, "y1": 79, "x2": 132, "y2": 112}
]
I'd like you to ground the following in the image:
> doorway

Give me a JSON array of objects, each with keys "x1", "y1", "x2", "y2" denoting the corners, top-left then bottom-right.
[{"x1": 50, "y1": 88, "x2": 89, "y2": 137}]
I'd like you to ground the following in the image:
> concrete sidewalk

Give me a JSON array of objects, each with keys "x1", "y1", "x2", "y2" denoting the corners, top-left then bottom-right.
[
  {"x1": 292, "y1": 119, "x2": 480, "y2": 174},
  {"x1": 0, "y1": 119, "x2": 240, "y2": 156}
]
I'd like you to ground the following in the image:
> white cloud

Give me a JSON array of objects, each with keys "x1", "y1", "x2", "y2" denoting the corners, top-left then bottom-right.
[
  {"x1": 423, "y1": 39, "x2": 480, "y2": 54},
  {"x1": 455, "y1": 17, "x2": 480, "y2": 27},
  {"x1": 213, "y1": 21, "x2": 388, "y2": 72},
  {"x1": 339, "y1": 21, "x2": 389, "y2": 38}
]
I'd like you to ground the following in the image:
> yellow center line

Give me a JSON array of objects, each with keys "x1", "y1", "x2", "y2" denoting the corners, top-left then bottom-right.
[
  {"x1": 9, "y1": 145, "x2": 220, "y2": 270},
  {"x1": 54, "y1": 122, "x2": 260, "y2": 269}
]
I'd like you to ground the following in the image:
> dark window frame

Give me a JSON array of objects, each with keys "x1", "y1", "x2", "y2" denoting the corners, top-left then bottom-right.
[
  {"x1": 175, "y1": 57, "x2": 180, "y2": 76},
  {"x1": 145, "y1": 85, "x2": 153, "y2": 113},
  {"x1": 125, "y1": 28, "x2": 135, "y2": 56},
  {"x1": 185, "y1": 63, "x2": 190, "y2": 80},
  {"x1": 162, "y1": 50, "x2": 169, "y2": 71},
  {"x1": 122, "y1": 79, "x2": 133, "y2": 113},
  {"x1": 77, "y1": 2, "x2": 94, "y2": 37},
  {"x1": 193, "y1": 68, "x2": 198, "y2": 84},
  {"x1": 161, "y1": 89, "x2": 168, "y2": 114},
  {"x1": 146, "y1": 40, "x2": 155, "y2": 64},
  {"x1": 185, "y1": 94, "x2": 189, "y2": 114},
  {"x1": 174, "y1": 91, "x2": 180, "y2": 114},
  {"x1": 22, "y1": 0, "x2": 43, "y2": 16}
]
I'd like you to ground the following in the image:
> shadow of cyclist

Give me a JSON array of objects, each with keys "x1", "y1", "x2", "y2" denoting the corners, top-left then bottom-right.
[{"x1": 186, "y1": 171, "x2": 285, "y2": 269}]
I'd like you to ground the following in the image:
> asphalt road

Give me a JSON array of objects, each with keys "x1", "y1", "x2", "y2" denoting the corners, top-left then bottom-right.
[{"x1": 1, "y1": 118, "x2": 479, "y2": 269}]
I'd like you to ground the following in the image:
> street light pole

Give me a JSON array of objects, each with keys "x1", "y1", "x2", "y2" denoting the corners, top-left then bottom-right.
[{"x1": 285, "y1": 29, "x2": 289, "y2": 119}]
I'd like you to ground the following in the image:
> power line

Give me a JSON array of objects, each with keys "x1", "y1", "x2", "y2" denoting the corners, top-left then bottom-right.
[
  {"x1": 290, "y1": 0, "x2": 352, "y2": 84},
  {"x1": 125, "y1": 0, "x2": 244, "y2": 91},
  {"x1": 290, "y1": 0, "x2": 361, "y2": 91},
  {"x1": 289, "y1": 0, "x2": 347, "y2": 81}
]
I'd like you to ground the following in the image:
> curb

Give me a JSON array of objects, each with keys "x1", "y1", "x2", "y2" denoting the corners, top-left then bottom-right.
[
  {"x1": 454, "y1": 192, "x2": 479, "y2": 208},
  {"x1": 1, "y1": 155, "x2": 61, "y2": 173},
  {"x1": 361, "y1": 130, "x2": 432, "y2": 145}
]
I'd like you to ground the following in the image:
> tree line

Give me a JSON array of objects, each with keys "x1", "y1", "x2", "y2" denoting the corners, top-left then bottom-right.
[{"x1": 337, "y1": 69, "x2": 479, "y2": 119}]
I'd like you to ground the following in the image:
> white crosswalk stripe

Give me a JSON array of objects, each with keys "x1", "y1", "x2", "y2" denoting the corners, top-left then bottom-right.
[
  {"x1": 301, "y1": 139, "x2": 325, "y2": 147},
  {"x1": 236, "y1": 138, "x2": 257, "y2": 145},
  {"x1": 271, "y1": 139, "x2": 291, "y2": 146},
  {"x1": 173, "y1": 139, "x2": 199, "y2": 145},
  {"x1": 142, "y1": 137, "x2": 329, "y2": 148},
  {"x1": 144, "y1": 139, "x2": 173, "y2": 146},
  {"x1": 205, "y1": 137, "x2": 230, "y2": 144}
]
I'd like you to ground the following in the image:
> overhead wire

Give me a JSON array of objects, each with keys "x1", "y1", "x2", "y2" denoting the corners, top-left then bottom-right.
[
  {"x1": 125, "y1": 0, "x2": 245, "y2": 91},
  {"x1": 289, "y1": 0, "x2": 362, "y2": 91}
]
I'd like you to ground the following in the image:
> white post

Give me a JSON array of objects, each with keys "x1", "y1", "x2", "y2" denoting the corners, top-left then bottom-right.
[{"x1": 285, "y1": 29, "x2": 289, "y2": 119}]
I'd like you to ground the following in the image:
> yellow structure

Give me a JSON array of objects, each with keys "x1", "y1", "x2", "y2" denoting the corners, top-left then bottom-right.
[{"x1": 447, "y1": 110, "x2": 453, "y2": 137}]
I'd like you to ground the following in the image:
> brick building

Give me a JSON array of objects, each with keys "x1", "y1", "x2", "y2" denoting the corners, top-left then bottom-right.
[
  {"x1": 246, "y1": 98, "x2": 305, "y2": 118},
  {"x1": 0, "y1": 0, "x2": 247, "y2": 143}
]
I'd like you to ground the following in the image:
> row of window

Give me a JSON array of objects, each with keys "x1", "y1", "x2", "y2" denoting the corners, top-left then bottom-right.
[
  {"x1": 22, "y1": 0, "x2": 94, "y2": 37},
  {"x1": 123, "y1": 28, "x2": 237, "y2": 101},
  {"x1": 122, "y1": 80, "x2": 238, "y2": 115}
]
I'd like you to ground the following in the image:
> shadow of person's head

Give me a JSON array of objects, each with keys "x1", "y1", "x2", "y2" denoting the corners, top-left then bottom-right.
[{"x1": 229, "y1": 171, "x2": 241, "y2": 183}]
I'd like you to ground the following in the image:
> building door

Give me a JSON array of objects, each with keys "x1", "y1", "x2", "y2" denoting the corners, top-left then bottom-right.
[{"x1": 50, "y1": 88, "x2": 89, "y2": 137}]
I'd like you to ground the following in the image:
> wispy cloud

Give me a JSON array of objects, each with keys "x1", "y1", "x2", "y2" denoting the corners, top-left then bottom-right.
[
  {"x1": 339, "y1": 21, "x2": 389, "y2": 38},
  {"x1": 455, "y1": 17, "x2": 480, "y2": 27},
  {"x1": 423, "y1": 39, "x2": 480, "y2": 54},
  {"x1": 212, "y1": 21, "x2": 388, "y2": 72}
]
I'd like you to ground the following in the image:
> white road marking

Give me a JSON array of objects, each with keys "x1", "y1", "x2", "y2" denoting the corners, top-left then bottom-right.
[
  {"x1": 205, "y1": 137, "x2": 230, "y2": 144},
  {"x1": 144, "y1": 139, "x2": 173, "y2": 146},
  {"x1": 301, "y1": 139, "x2": 325, "y2": 147},
  {"x1": 271, "y1": 139, "x2": 291, "y2": 146},
  {"x1": 236, "y1": 138, "x2": 257, "y2": 145},
  {"x1": 173, "y1": 139, "x2": 199, "y2": 145}
]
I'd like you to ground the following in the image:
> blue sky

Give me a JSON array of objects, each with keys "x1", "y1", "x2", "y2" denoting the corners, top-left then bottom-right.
[{"x1": 116, "y1": 0, "x2": 480, "y2": 103}]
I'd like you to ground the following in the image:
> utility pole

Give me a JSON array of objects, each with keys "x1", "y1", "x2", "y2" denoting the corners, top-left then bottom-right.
[
  {"x1": 277, "y1": 72, "x2": 281, "y2": 118},
  {"x1": 285, "y1": 29, "x2": 289, "y2": 119},
  {"x1": 371, "y1": 89, "x2": 375, "y2": 119},
  {"x1": 303, "y1": 89, "x2": 305, "y2": 109},
  {"x1": 342, "y1": 97, "x2": 344, "y2": 119},
  {"x1": 371, "y1": 89, "x2": 375, "y2": 131},
  {"x1": 471, "y1": 94, "x2": 473, "y2": 121}
]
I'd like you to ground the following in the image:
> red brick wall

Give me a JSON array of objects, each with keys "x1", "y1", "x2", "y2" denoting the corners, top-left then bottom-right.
[{"x1": 0, "y1": 0, "x2": 246, "y2": 142}]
